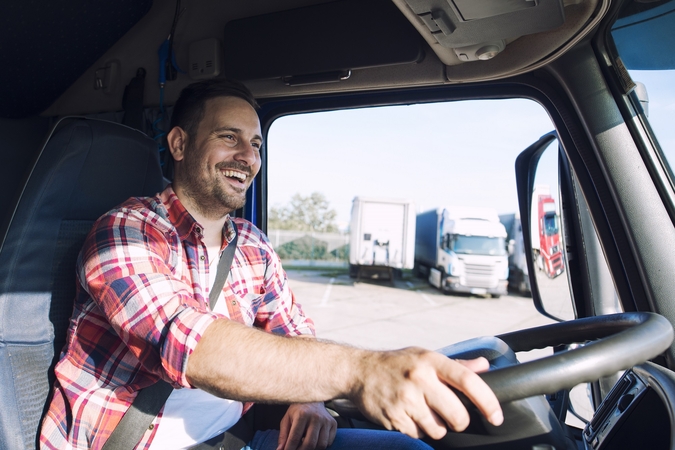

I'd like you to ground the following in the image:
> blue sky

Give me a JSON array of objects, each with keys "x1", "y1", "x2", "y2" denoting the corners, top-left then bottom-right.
[{"x1": 267, "y1": 70, "x2": 674, "y2": 229}]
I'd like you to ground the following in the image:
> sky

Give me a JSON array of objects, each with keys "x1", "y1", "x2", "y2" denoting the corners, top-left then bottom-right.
[{"x1": 267, "y1": 70, "x2": 675, "y2": 230}]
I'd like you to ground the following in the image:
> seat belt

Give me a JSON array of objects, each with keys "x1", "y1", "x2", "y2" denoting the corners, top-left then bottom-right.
[{"x1": 102, "y1": 228, "x2": 239, "y2": 450}]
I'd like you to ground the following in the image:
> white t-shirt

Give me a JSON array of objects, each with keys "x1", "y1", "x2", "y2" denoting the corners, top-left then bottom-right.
[{"x1": 148, "y1": 250, "x2": 243, "y2": 449}]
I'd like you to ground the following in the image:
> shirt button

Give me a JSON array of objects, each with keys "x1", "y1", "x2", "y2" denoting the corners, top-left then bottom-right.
[
  {"x1": 231, "y1": 300, "x2": 237, "y2": 306},
  {"x1": 200, "y1": 255, "x2": 205, "y2": 261},
  {"x1": 148, "y1": 424, "x2": 155, "y2": 430}
]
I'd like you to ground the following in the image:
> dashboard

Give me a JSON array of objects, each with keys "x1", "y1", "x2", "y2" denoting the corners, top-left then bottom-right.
[{"x1": 583, "y1": 363, "x2": 673, "y2": 450}]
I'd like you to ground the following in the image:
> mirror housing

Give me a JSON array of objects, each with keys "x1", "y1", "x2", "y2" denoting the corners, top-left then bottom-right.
[{"x1": 515, "y1": 131, "x2": 562, "y2": 320}]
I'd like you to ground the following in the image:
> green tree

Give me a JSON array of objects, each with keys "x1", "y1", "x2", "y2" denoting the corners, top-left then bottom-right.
[{"x1": 269, "y1": 192, "x2": 339, "y2": 232}]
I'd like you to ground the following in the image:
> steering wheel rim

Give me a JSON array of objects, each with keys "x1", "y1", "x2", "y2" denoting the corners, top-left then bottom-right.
[
  {"x1": 483, "y1": 312, "x2": 673, "y2": 403},
  {"x1": 329, "y1": 312, "x2": 673, "y2": 419}
]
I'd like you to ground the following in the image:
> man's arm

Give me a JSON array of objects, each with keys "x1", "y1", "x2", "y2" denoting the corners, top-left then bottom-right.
[{"x1": 186, "y1": 318, "x2": 503, "y2": 440}]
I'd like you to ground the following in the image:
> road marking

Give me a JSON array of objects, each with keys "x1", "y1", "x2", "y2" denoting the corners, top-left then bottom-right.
[
  {"x1": 320, "y1": 278, "x2": 335, "y2": 306},
  {"x1": 417, "y1": 290, "x2": 438, "y2": 306}
]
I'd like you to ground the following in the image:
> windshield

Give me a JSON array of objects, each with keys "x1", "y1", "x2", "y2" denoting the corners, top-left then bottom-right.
[
  {"x1": 543, "y1": 214, "x2": 559, "y2": 236},
  {"x1": 451, "y1": 235, "x2": 506, "y2": 256}
]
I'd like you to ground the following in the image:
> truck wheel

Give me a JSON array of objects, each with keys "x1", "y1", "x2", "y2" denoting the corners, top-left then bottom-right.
[
  {"x1": 439, "y1": 269, "x2": 451, "y2": 295},
  {"x1": 349, "y1": 264, "x2": 358, "y2": 278}
]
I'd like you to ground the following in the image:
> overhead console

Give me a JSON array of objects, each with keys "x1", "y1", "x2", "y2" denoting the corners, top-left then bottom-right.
[
  {"x1": 222, "y1": 0, "x2": 425, "y2": 86},
  {"x1": 403, "y1": 0, "x2": 565, "y2": 62},
  {"x1": 391, "y1": 0, "x2": 606, "y2": 83}
]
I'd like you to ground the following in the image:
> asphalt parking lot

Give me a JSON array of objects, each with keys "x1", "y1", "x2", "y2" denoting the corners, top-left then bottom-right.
[
  {"x1": 286, "y1": 267, "x2": 594, "y2": 425},
  {"x1": 285, "y1": 268, "x2": 557, "y2": 353}
]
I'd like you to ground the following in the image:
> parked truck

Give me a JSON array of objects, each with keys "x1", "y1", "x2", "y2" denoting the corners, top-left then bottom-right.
[
  {"x1": 415, "y1": 207, "x2": 509, "y2": 297},
  {"x1": 499, "y1": 212, "x2": 531, "y2": 296},
  {"x1": 531, "y1": 185, "x2": 565, "y2": 278},
  {"x1": 348, "y1": 197, "x2": 416, "y2": 281}
]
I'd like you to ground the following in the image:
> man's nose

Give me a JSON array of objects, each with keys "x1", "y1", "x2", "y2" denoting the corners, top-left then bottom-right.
[{"x1": 234, "y1": 141, "x2": 259, "y2": 166}]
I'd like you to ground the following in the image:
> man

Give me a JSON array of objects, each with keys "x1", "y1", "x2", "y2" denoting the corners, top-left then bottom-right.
[{"x1": 40, "y1": 79, "x2": 503, "y2": 449}]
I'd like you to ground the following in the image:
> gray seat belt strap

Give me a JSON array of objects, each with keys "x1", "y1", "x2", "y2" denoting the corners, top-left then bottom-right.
[
  {"x1": 209, "y1": 228, "x2": 238, "y2": 310},
  {"x1": 102, "y1": 228, "x2": 238, "y2": 450}
]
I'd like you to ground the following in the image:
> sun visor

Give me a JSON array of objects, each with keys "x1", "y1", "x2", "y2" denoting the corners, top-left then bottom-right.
[
  {"x1": 404, "y1": 0, "x2": 565, "y2": 50},
  {"x1": 222, "y1": 0, "x2": 425, "y2": 83}
]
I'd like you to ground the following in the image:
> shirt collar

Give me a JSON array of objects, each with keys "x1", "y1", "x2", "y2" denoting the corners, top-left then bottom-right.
[{"x1": 160, "y1": 184, "x2": 234, "y2": 247}]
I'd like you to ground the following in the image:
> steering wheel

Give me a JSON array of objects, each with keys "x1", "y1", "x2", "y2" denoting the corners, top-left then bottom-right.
[{"x1": 330, "y1": 312, "x2": 673, "y2": 415}]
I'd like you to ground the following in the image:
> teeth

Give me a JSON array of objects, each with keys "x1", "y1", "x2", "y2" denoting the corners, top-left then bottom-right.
[{"x1": 223, "y1": 169, "x2": 246, "y2": 181}]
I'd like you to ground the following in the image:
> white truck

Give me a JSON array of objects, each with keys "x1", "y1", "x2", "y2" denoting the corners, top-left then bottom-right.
[
  {"x1": 499, "y1": 212, "x2": 531, "y2": 295},
  {"x1": 348, "y1": 196, "x2": 416, "y2": 280},
  {"x1": 415, "y1": 207, "x2": 509, "y2": 297}
]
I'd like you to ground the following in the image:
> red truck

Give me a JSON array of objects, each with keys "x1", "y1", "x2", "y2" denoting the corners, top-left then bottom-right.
[{"x1": 531, "y1": 186, "x2": 565, "y2": 278}]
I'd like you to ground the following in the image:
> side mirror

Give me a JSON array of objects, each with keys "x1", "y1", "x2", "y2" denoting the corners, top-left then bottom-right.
[{"x1": 515, "y1": 131, "x2": 575, "y2": 321}]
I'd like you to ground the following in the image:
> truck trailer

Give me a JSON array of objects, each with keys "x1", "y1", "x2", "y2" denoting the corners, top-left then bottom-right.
[
  {"x1": 415, "y1": 207, "x2": 509, "y2": 297},
  {"x1": 348, "y1": 197, "x2": 416, "y2": 281},
  {"x1": 499, "y1": 212, "x2": 531, "y2": 295}
]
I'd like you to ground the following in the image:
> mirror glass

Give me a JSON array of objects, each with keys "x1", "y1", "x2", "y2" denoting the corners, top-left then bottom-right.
[{"x1": 531, "y1": 138, "x2": 575, "y2": 320}]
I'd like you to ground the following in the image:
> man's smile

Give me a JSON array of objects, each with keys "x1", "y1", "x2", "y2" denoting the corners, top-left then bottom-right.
[
  {"x1": 220, "y1": 167, "x2": 250, "y2": 189},
  {"x1": 222, "y1": 168, "x2": 247, "y2": 181}
]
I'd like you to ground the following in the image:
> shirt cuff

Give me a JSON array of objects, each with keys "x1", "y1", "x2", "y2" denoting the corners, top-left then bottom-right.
[{"x1": 161, "y1": 308, "x2": 221, "y2": 388}]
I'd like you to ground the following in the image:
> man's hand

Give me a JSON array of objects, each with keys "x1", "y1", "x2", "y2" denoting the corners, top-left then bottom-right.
[
  {"x1": 351, "y1": 348, "x2": 503, "y2": 440},
  {"x1": 276, "y1": 402, "x2": 337, "y2": 450}
]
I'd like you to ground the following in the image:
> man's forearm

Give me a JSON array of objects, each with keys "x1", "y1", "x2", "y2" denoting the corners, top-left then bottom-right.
[
  {"x1": 186, "y1": 318, "x2": 366, "y2": 403},
  {"x1": 186, "y1": 317, "x2": 504, "y2": 440}
]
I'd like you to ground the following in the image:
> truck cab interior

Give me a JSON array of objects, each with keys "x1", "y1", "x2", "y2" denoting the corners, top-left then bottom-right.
[{"x1": 2, "y1": 0, "x2": 675, "y2": 449}]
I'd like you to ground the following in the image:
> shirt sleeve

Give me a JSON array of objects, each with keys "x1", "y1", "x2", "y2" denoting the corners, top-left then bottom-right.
[
  {"x1": 251, "y1": 229, "x2": 315, "y2": 338},
  {"x1": 78, "y1": 207, "x2": 218, "y2": 389}
]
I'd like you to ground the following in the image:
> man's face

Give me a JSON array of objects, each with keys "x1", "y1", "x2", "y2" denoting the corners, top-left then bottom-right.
[{"x1": 176, "y1": 96, "x2": 262, "y2": 218}]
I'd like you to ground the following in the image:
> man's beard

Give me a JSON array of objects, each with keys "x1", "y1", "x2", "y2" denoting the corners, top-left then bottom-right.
[{"x1": 178, "y1": 142, "x2": 249, "y2": 219}]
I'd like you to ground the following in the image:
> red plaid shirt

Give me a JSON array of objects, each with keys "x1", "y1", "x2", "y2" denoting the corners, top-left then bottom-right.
[{"x1": 40, "y1": 185, "x2": 314, "y2": 449}]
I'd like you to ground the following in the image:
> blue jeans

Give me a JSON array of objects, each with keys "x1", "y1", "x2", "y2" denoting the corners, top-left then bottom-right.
[{"x1": 244, "y1": 428, "x2": 433, "y2": 450}]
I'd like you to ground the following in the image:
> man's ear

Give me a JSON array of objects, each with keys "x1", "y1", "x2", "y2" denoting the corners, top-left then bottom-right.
[{"x1": 167, "y1": 127, "x2": 187, "y2": 162}]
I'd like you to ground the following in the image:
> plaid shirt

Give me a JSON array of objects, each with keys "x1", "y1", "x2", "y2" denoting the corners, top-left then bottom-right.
[{"x1": 40, "y1": 185, "x2": 314, "y2": 450}]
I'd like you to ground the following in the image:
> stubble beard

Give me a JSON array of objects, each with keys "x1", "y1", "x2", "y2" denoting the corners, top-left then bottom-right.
[{"x1": 178, "y1": 143, "x2": 249, "y2": 219}]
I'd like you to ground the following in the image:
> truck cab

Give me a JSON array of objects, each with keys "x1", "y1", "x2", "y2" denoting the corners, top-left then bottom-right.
[
  {"x1": 416, "y1": 208, "x2": 509, "y2": 297},
  {"x1": 536, "y1": 192, "x2": 565, "y2": 278},
  {"x1": 3, "y1": 0, "x2": 675, "y2": 449}
]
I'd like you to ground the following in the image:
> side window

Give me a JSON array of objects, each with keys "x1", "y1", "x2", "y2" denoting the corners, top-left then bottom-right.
[
  {"x1": 611, "y1": 2, "x2": 675, "y2": 186},
  {"x1": 266, "y1": 99, "x2": 570, "y2": 353}
]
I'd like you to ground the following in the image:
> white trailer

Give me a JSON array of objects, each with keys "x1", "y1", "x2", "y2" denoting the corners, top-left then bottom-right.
[{"x1": 348, "y1": 197, "x2": 416, "y2": 281}]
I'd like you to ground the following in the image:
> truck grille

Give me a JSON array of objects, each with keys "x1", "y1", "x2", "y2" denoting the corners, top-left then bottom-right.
[
  {"x1": 464, "y1": 263, "x2": 498, "y2": 288},
  {"x1": 551, "y1": 253, "x2": 564, "y2": 270}
]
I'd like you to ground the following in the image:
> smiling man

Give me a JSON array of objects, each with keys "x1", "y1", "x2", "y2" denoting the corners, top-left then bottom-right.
[{"x1": 40, "y1": 79, "x2": 502, "y2": 450}]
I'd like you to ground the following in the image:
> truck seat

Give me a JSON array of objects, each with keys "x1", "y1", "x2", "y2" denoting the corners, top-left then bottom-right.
[{"x1": 0, "y1": 118, "x2": 165, "y2": 449}]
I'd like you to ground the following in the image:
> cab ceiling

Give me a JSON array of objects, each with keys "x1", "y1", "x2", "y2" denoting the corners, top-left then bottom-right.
[{"x1": 2, "y1": 0, "x2": 603, "y2": 119}]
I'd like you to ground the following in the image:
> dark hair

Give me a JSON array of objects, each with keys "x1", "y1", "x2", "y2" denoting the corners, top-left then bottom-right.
[{"x1": 169, "y1": 78, "x2": 259, "y2": 138}]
